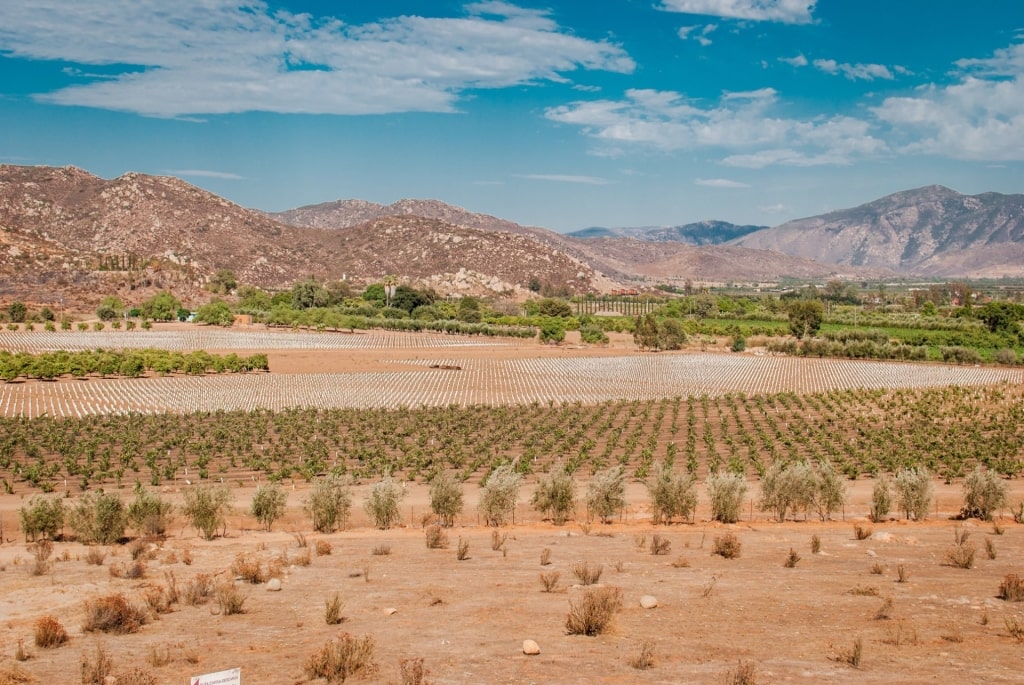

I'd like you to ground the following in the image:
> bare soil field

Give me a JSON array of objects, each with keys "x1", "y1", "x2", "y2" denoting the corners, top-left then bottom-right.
[
  {"x1": 2, "y1": 482, "x2": 1024, "y2": 684},
  {"x1": 2, "y1": 324, "x2": 1024, "y2": 684}
]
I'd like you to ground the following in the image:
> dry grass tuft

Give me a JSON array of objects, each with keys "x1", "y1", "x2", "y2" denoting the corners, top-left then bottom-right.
[
  {"x1": 82, "y1": 594, "x2": 148, "y2": 634},
  {"x1": 985, "y1": 538, "x2": 997, "y2": 560},
  {"x1": 372, "y1": 543, "x2": 391, "y2": 556},
  {"x1": 84, "y1": 547, "x2": 107, "y2": 566},
  {"x1": 784, "y1": 548, "x2": 800, "y2": 568},
  {"x1": 399, "y1": 657, "x2": 432, "y2": 685},
  {"x1": 315, "y1": 539, "x2": 332, "y2": 556},
  {"x1": 540, "y1": 570, "x2": 561, "y2": 593},
  {"x1": 33, "y1": 615, "x2": 68, "y2": 648},
  {"x1": 115, "y1": 667, "x2": 157, "y2": 685},
  {"x1": 540, "y1": 547, "x2": 551, "y2": 566},
  {"x1": 565, "y1": 586, "x2": 623, "y2": 636},
  {"x1": 998, "y1": 573, "x2": 1024, "y2": 601},
  {"x1": 882, "y1": 619, "x2": 918, "y2": 647},
  {"x1": 896, "y1": 564, "x2": 909, "y2": 583},
  {"x1": 944, "y1": 542, "x2": 976, "y2": 569},
  {"x1": 490, "y1": 530, "x2": 508, "y2": 552},
  {"x1": 304, "y1": 633, "x2": 378, "y2": 683},
  {"x1": 848, "y1": 585, "x2": 880, "y2": 596},
  {"x1": 79, "y1": 643, "x2": 113, "y2": 684},
  {"x1": 853, "y1": 525, "x2": 872, "y2": 540},
  {"x1": 424, "y1": 525, "x2": 449, "y2": 550},
  {"x1": 1005, "y1": 616, "x2": 1024, "y2": 641},
  {"x1": 183, "y1": 574, "x2": 215, "y2": 606},
  {"x1": 833, "y1": 637, "x2": 863, "y2": 668},
  {"x1": 810, "y1": 534, "x2": 821, "y2": 554},
  {"x1": 874, "y1": 596, "x2": 894, "y2": 620},
  {"x1": 325, "y1": 591, "x2": 345, "y2": 625},
  {"x1": 30, "y1": 540, "x2": 53, "y2": 576},
  {"x1": 627, "y1": 639, "x2": 655, "y2": 670},
  {"x1": 0, "y1": 663, "x2": 35, "y2": 684},
  {"x1": 722, "y1": 660, "x2": 760, "y2": 684},
  {"x1": 649, "y1": 535, "x2": 671, "y2": 556},
  {"x1": 571, "y1": 561, "x2": 603, "y2": 586},
  {"x1": 231, "y1": 553, "x2": 266, "y2": 583},
  {"x1": 216, "y1": 582, "x2": 247, "y2": 615},
  {"x1": 712, "y1": 533, "x2": 741, "y2": 559}
]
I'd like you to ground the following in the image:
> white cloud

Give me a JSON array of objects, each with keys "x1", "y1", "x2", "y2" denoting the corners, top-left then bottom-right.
[
  {"x1": 0, "y1": 1, "x2": 634, "y2": 117},
  {"x1": 779, "y1": 54, "x2": 808, "y2": 68},
  {"x1": 871, "y1": 42, "x2": 1024, "y2": 162},
  {"x1": 546, "y1": 88, "x2": 885, "y2": 167},
  {"x1": 679, "y1": 23, "x2": 717, "y2": 46},
  {"x1": 167, "y1": 169, "x2": 243, "y2": 180},
  {"x1": 813, "y1": 58, "x2": 895, "y2": 81},
  {"x1": 758, "y1": 203, "x2": 789, "y2": 213},
  {"x1": 695, "y1": 178, "x2": 750, "y2": 188},
  {"x1": 519, "y1": 174, "x2": 612, "y2": 185},
  {"x1": 659, "y1": 0, "x2": 816, "y2": 24}
]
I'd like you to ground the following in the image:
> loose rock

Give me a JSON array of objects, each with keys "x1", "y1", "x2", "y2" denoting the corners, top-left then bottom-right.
[
  {"x1": 266, "y1": 578, "x2": 282, "y2": 592},
  {"x1": 522, "y1": 639, "x2": 541, "y2": 655},
  {"x1": 639, "y1": 595, "x2": 658, "y2": 609}
]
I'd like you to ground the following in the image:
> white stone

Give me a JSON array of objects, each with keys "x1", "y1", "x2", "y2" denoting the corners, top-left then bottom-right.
[
  {"x1": 266, "y1": 578, "x2": 282, "y2": 591},
  {"x1": 639, "y1": 595, "x2": 659, "y2": 609},
  {"x1": 522, "y1": 639, "x2": 540, "y2": 655}
]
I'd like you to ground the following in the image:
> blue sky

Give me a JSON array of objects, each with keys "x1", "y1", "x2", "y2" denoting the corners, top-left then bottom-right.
[{"x1": 2, "y1": 1, "x2": 1023, "y2": 232}]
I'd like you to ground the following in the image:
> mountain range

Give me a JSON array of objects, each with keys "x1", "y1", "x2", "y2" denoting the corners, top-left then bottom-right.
[{"x1": 1, "y1": 164, "x2": 1021, "y2": 308}]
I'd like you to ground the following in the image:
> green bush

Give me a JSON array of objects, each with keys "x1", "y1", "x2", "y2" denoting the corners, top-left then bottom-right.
[
  {"x1": 531, "y1": 464, "x2": 576, "y2": 525},
  {"x1": 586, "y1": 466, "x2": 626, "y2": 524},
  {"x1": 363, "y1": 476, "x2": 405, "y2": 529},
  {"x1": 127, "y1": 486, "x2": 174, "y2": 537},
  {"x1": 19, "y1": 496, "x2": 65, "y2": 542},
  {"x1": 428, "y1": 472, "x2": 464, "y2": 527},
  {"x1": 478, "y1": 463, "x2": 522, "y2": 527},
  {"x1": 961, "y1": 466, "x2": 1008, "y2": 520},
  {"x1": 646, "y1": 462, "x2": 697, "y2": 524},
  {"x1": 182, "y1": 485, "x2": 232, "y2": 540},
  {"x1": 579, "y1": 325, "x2": 609, "y2": 345},
  {"x1": 305, "y1": 476, "x2": 352, "y2": 533},
  {"x1": 707, "y1": 471, "x2": 747, "y2": 523},
  {"x1": 870, "y1": 474, "x2": 892, "y2": 522},
  {"x1": 893, "y1": 466, "x2": 933, "y2": 521},
  {"x1": 250, "y1": 482, "x2": 287, "y2": 531},
  {"x1": 69, "y1": 491, "x2": 127, "y2": 544}
]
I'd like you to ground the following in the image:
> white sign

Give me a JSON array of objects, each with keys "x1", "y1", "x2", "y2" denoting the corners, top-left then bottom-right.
[{"x1": 191, "y1": 668, "x2": 240, "y2": 685}]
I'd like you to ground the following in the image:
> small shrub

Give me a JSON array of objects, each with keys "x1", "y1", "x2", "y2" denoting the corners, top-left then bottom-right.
[
  {"x1": 961, "y1": 466, "x2": 1008, "y2": 521},
  {"x1": 1006, "y1": 616, "x2": 1024, "y2": 641},
  {"x1": 490, "y1": 530, "x2": 507, "y2": 552},
  {"x1": 0, "y1": 663, "x2": 34, "y2": 684},
  {"x1": 33, "y1": 616, "x2": 68, "y2": 648},
  {"x1": 117, "y1": 667, "x2": 157, "y2": 685},
  {"x1": 216, "y1": 582, "x2": 247, "y2": 615},
  {"x1": 571, "y1": 561, "x2": 603, "y2": 585},
  {"x1": 478, "y1": 464, "x2": 521, "y2": 527},
  {"x1": 540, "y1": 547, "x2": 552, "y2": 566},
  {"x1": 784, "y1": 547, "x2": 800, "y2": 568},
  {"x1": 128, "y1": 538, "x2": 149, "y2": 561},
  {"x1": 82, "y1": 594, "x2": 147, "y2": 634},
  {"x1": 540, "y1": 570, "x2": 561, "y2": 593},
  {"x1": 126, "y1": 486, "x2": 174, "y2": 537},
  {"x1": 372, "y1": 543, "x2": 391, "y2": 556},
  {"x1": 428, "y1": 472, "x2": 464, "y2": 528},
  {"x1": 874, "y1": 596, "x2": 894, "y2": 620},
  {"x1": 586, "y1": 466, "x2": 626, "y2": 524},
  {"x1": 628, "y1": 639, "x2": 655, "y2": 670},
  {"x1": 848, "y1": 585, "x2": 880, "y2": 596},
  {"x1": 646, "y1": 462, "x2": 696, "y2": 524},
  {"x1": 810, "y1": 534, "x2": 821, "y2": 554},
  {"x1": 649, "y1": 534, "x2": 671, "y2": 555},
  {"x1": 869, "y1": 561, "x2": 884, "y2": 575},
  {"x1": 531, "y1": 464, "x2": 576, "y2": 526},
  {"x1": 759, "y1": 460, "x2": 816, "y2": 521},
  {"x1": 325, "y1": 592, "x2": 344, "y2": 625},
  {"x1": 998, "y1": 573, "x2": 1024, "y2": 601},
  {"x1": 834, "y1": 637, "x2": 863, "y2": 668},
  {"x1": 293, "y1": 548, "x2": 312, "y2": 567},
  {"x1": 304, "y1": 633, "x2": 378, "y2": 683},
  {"x1": 853, "y1": 525, "x2": 872, "y2": 540},
  {"x1": 565, "y1": 586, "x2": 623, "y2": 636},
  {"x1": 69, "y1": 492, "x2": 126, "y2": 545},
  {"x1": 712, "y1": 533, "x2": 741, "y2": 559},
  {"x1": 882, "y1": 619, "x2": 918, "y2": 647},
  {"x1": 250, "y1": 483, "x2": 287, "y2": 531},
  {"x1": 986, "y1": 538, "x2": 997, "y2": 560},
  {"x1": 398, "y1": 657, "x2": 431, "y2": 685},
  {"x1": 424, "y1": 524, "x2": 448, "y2": 550},
  {"x1": 182, "y1": 485, "x2": 232, "y2": 540},
  {"x1": 80, "y1": 643, "x2": 114, "y2": 684},
  {"x1": 231, "y1": 553, "x2": 265, "y2": 584},
  {"x1": 671, "y1": 556, "x2": 691, "y2": 568},
  {"x1": 14, "y1": 639, "x2": 29, "y2": 662},
  {"x1": 364, "y1": 477, "x2": 405, "y2": 530},
  {"x1": 893, "y1": 466, "x2": 933, "y2": 521},
  {"x1": 896, "y1": 564, "x2": 909, "y2": 583},
  {"x1": 305, "y1": 476, "x2": 352, "y2": 533},
  {"x1": 316, "y1": 539, "x2": 332, "y2": 556},
  {"x1": 19, "y1": 496, "x2": 65, "y2": 542},
  {"x1": 870, "y1": 474, "x2": 892, "y2": 522},
  {"x1": 30, "y1": 540, "x2": 53, "y2": 576},
  {"x1": 456, "y1": 537, "x2": 470, "y2": 561},
  {"x1": 183, "y1": 574, "x2": 215, "y2": 606},
  {"x1": 944, "y1": 543, "x2": 976, "y2": 569},
  {"x1": 706, "y1": 471, "x2": 747, "y2": 523},
  {"x1": 722, "y1": 660, "x2": 760, "y2": 685}
]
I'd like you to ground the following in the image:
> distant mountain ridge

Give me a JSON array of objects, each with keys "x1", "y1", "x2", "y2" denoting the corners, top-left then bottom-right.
[
  {"x1": 568, "y1": 220, "x2": 767, "y2": 245},
  {"x1": 732, "y1": 185, "x2": 1024, "y2": 277}
]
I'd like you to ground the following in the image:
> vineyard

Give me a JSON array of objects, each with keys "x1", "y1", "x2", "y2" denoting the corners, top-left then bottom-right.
[
  {"x1": 0, "y1": 354, "x2": 1018, "y2": 417},
  {"x1": 2, "y1": 382, "x2": 1022, "y2": 494}
]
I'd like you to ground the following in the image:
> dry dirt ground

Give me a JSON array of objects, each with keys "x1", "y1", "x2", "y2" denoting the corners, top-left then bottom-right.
[{"x1": 2, "y1": 482, "x2": 1024, "y2": 684}]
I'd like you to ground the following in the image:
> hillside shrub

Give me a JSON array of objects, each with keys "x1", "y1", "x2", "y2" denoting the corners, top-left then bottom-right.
[
  {"x1": 961, "y1": 466, "x2": 1008, "y2": 520},
  {"x1": 893, "y1": 466, "x2": 933, "y2": 520},
  {"x1": 428, "y1": 472, "x2": 464, "y2": 527},
  {"x1": 870, "y1": 474, "x2": 892, "y2": 522},
  {"x1": 707, "y1": 471, "x2": 747, "y2": 523},
  {"x1": 363, "y1": 476, "x2": 404, "y2": 530},
  {"x1": 305, "y1": 476, "x2": 352, "y2": 533},
  {"x1": 646, "y1": 462, "x2": 697, "y2": 524},
  {"x1": 250, "y1": 482, "x2": 287, "y2": 531},
  {"x1": 69, "y1": 491, "x2": 127, "y2": 544},
  {"x1": 531, "y1": 464, "x2": 576, "y2": 525},
  {"x1": 127, "y1": 486, "x2": 174, "y2": 537},
  {"x1": 19, "y1": 496, "x2": 65, "y2": 541},
  {"x1": 586, "y1": 466, "x2": 626, "y2": 524},
  {"x1": 182, "y1": 485, "x2": 232, "y2": 540},
  {"x1": 478, "y1": 463, "x2": 521, "y2": 527}
]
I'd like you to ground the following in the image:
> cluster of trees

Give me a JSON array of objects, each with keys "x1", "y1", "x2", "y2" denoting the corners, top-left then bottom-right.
[
  {"x1": 0, "y1": 349, "x2": 268, "y2": 381},
  {"x1": 632, "y1": 314, "x2": 687, "y2": 351}
]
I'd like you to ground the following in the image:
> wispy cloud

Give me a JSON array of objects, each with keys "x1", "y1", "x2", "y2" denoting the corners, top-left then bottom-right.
[
  {"x1": 519, "y1": 174, "x2": 612, "y2": 185},
  {"x1": 167, "y1": 169, "x2": 244, "y2": 180},
  {"x1": 546, "y1": 88, "x2": 885, "y2": 167},
  {"x1": 813, "y1": 58, "x2": 897, "y2": 81},
  {"x1": 659, "y1": 0, "x2": 816, "y2": 24},
  {"x1": 0, "y1": 1, "x2": 634, "y2": 117},
  {"x1": 678, "y1": 24, "x2": 717, "y2": 46},
  {"x1": 758, "y1": 203, "x2": 789, "y2": 214},
  {"x1": 779, "y1": 54, "x2": 808, "y2": 67},
  {"x1": 696, "y1": 178, "x2": 749, "y2": 188}
]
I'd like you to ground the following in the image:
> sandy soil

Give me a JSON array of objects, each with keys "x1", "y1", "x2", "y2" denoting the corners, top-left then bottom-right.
[{"x1": 2, "y1": 481, "x2": 1024, "y2": 684}]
